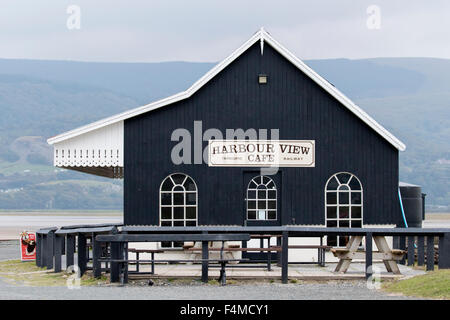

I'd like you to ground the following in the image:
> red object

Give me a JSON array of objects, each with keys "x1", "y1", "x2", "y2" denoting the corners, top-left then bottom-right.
[{"x1": 20, "y1": 231, "x2": 36, "y2": 261}]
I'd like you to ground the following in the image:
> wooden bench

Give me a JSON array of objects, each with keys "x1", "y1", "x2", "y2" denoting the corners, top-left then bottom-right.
[
  {"x1": 331, "y1": 235, "x2": 406, "y2": 274},
  {"x1": 186, "y1": 246, "x2": 281, "y2": 271},
  {"x1": 127, "y1": 248, "x2": 164, "y2": 274},
  {"x1": 270, "y1": 245, "x2": 332, "y2": 267}
]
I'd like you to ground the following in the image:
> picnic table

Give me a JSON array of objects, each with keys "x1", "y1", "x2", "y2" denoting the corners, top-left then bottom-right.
[{"x1": 331, "y1": 235, "x2": 406, "y2": 274}]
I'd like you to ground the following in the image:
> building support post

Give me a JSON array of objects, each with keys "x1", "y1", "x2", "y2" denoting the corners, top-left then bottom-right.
[
  {"x1": 426, "y1": 236, "x2": 434, "y2": 271},
  {"x1": 66, "y1": 235, "x2": 75, "y2": 269},
  {"x1": 399, "y1": 236, "x2": 406, "y2": 265},
  {"x1": 281, "y1": 231, "x2": 288, "y2": 284},
  {"x1": 92, "y1": 236, "x2": 102, "y2": 278},
  {"x1": 417, "y1": 236, "x2": 425, "y2": 266},
  {"x1": 365, "y1": 232, "x2": 373, "y2": 279},
  {"x1": 54, "y1": 235, "x2": 63, "y2": 273},
  {"x1": 201, "y1": 231, "x2": 209, "y2": 283},
  {"x1": 110, "y1": 242, "x2": 120, "y2": 283},
  {"x1": 36, "y1": 233, "x2": 42, "y2": 267},
  {"x1": 407, "y1": 236, "x2": 415, "y2": 266},
  {"x1": 77, "y1": 234, "x2": 87, "y2": 276},
  {"x1": 46, "y1": 231, "x2": 55, "y2": 270},
  {"x1": 438, "y1": 233, "x2": 450, "y2": 269}
]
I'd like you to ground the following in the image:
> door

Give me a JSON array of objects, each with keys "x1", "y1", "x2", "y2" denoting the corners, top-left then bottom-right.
[
  {"x1": 244, "y1": 172, "x2": 281, "y2": 227},
  {"x1": 243, "y1": 171, "x2": 281, "y2": 260}
]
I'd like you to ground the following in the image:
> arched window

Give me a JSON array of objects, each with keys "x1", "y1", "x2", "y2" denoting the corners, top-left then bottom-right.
[
  {"x1": 160, "y1": 173, "x2": 197, "y2": 248},
  {"x1": 247, "y1": 175, "x2": 277, "y2": 221},
  {"x1": 325, "y1": 172, "x2": 362, "y2": 247}
]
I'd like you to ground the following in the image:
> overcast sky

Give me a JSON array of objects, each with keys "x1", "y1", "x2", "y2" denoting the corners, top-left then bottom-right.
[{"x1": 0, "y1": 1, "x2": 449, "y2": 62}]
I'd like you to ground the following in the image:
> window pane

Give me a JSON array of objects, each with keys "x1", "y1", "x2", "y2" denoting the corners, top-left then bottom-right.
[
  {"x1": 173, "y1": 221, "x2": 184, "y2": 227},
  {"x1": 351, "y1": 206, "x2": 362, "y2": 219},
  {"x1": 268, "y1": 190, "x2": 276, "y2": 199},
  {"x1": 268, "y1": 200, "x2": 276, "y2": 209},
  {"x1": 348, "y1": 176, "x2": 361, "y2": 190},
  {"x1": 257, "y1": 210, "x2": 266, "y2": 220},
  {"x1": 161, "y1": 178, "x2": 173, "y2": 191},
  {"x1": 184, "y1": 177, "x2": 196, "y2": 191},
  {"x1": 258, "y1": 200, "x2": 266, "y2": 209},
  {"x1": 161, "y1": 207, "x2": 172, "y2": 219},
  {"x1": 174, "y1": 207, "x2": 184, "y2": 219},
  {"x1": 161, "y1": 221, "x2": 172, "y2": 227},
  {"x1": 161, "y1": 193, "x2": 171, "y2": 205},
  {"x1": 267, "y1": 181, "x2": 275, "y2": 189},
  {"x1": 351, "y1": 220, "x2": 362, "y2": 228},
  {"x1": 173, "y1": 241, "x2": 184, "y2": 247},
  {"x1": 327, "y1": 220, "x2": 337, "y2": 228},
  {"x1": 258, "y1": 190, "x2": 266, "y2": 199},
  {"x1": 248, "y1": 210, "x2": 256, "y2": 220},
  {"x1": 327, "y1": 236, "x2": 337, "y2": 247},
  {"x1": 351, "y1": 192, "x2": 361, "y2": 204},
  {"x1": 186, "y1": 207, "x2": 196, "y2": 219},
  {"x1": 186, "y1": 192, "x2": 196, "y2": 205},
  {"x1": 249, "y1": 180, "x2": 257, "y2": 189},
  {"x1": 339, "y1": 192, "x2": 349, "y2": 204},
  {"x1": 339, "y1": 236, "x2": 349, "y2": 247},
  {"x1": 186, "y1": 221, "x2": 196, "y2": 227},
  {"x1": 338, "y1": 185, "x2": 349, "y2": 191},
  {"x1": 248, "y1": 190, "x2": 256, "y2": 199},
  {"x1": 339, "y1": 206, "x2": 349, "y2": 218},
  {"x1": 262, "y1": 176, "x2": 270, "y2": 185},
  {"x1": 326, "y1": 177, "x2": 339, "y2": 190},
  {"x1": 327, "y1": 206, "x2": 337, "y2": 219},
  {"x1": 339, "y1": 220, "x2": 349, "y2": 228},
  {"x1": 173, "y1": 186, "x2": 184, "y2": 192},
  {"x1": 336, "y1": 173, "x2": 351, "y2": 184},
  {"x1": 326, "y1": 192, "x2": 337, "y2": 204},
  {"x1": 267, "y1": 211, "x2": 276, "y2": 220},
  {"x1": 161, "y1": 241, "x2": 172, "y2": 248},
  {"x1": 171, "y1": 174, "x2": 186, "y2": 185},
  {"x1": 248, "y1": 200, "x2": 256, "y2": 209},
  {"x1": 173, "y1": 193, "x2": 184, "y2": 205}
]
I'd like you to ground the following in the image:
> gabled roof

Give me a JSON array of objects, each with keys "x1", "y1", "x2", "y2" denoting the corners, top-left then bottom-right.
[{"x1": 47, "y1": 28, "x2": 406, "y2": 151}]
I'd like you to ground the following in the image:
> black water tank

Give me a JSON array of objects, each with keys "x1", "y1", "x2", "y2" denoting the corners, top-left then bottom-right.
[{"x1": 399, "y1": 182, "x2": 423, "y2": 228}]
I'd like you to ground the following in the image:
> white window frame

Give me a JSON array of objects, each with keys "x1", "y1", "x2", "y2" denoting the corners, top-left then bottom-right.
[
  {"x1": 159, "y1": 173, "x2": 198, "y2": 249},
  {"x1": 246, "y1": 175, "x2": 277, "y2": 221},
  {"x1": 325, "y1": 172, "x2": 363, "y2": 247}
]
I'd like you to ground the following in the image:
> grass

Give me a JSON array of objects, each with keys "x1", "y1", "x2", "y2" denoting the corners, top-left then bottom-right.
[
  {"x1": 382, "y1": 269, "x2": 450, "y2": 299},
  {"x1": 0, "y1": 260, "x2": 108, "y2": 287}
]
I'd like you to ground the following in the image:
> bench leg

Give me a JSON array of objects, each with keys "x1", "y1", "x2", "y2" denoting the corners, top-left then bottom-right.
[
  {"x1": 267, "y1": 251, "x2": 272, "y2": 271},
  {"x1": 151, "y1": 252, "x2": 155, "y2": 274},
  {"x1": 201, "y1": 238, "x2": 209, "y2": 283},
  {"x1": 136, "y1": 252, "x2": 140, "y2": 273},
  {"x1": 218, "y1": 262, "x2": 226, "y2": 286},
  {"x1": 374, "y1": 236, "x2": 401, "y2": 274}
]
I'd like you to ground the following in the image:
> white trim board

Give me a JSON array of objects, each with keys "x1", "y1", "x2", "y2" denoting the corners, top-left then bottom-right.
[{"x1": 47, "y1": 28, "x2": 406, "y2": 151}]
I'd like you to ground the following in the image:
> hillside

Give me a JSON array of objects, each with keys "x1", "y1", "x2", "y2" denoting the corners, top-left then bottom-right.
[{"x1": 0, "y1": 57, "x2": 448, "y2": 210}]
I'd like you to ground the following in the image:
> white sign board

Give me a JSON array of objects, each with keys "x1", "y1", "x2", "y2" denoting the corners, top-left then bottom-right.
[{"x1": 208, "y1": 140, "x2": 315, "y2": 167}]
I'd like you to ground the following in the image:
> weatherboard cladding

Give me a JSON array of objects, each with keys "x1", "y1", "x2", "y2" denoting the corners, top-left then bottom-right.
[{"x1": 124, "y1": 42, "x2": 400, "y2": 226}]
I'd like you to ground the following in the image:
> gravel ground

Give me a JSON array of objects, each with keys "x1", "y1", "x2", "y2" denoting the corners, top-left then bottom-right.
[{"x1": 0, "y1": 277, "x2": 413, "y2": 300}]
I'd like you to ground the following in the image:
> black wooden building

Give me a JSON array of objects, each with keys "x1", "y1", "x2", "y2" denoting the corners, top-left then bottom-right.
[{"x1": 48, "y1": 29, "x2": 406, "y2": 246}]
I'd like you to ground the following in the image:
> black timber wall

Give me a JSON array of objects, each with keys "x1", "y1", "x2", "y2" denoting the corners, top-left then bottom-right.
[{"x1": 124, "y1": 42, "x2": 400, "y2": 226}]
